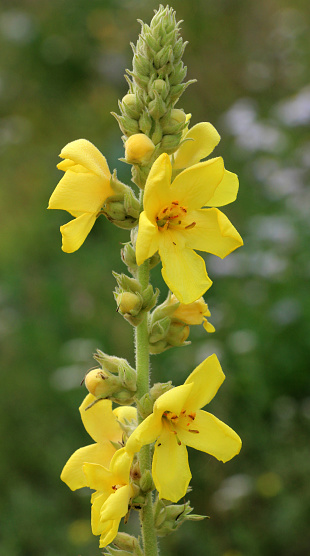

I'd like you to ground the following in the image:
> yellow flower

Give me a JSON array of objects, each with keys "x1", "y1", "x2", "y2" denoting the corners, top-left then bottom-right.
[
  {"x1": 83, "y1": 448, "x2": 134, "y2": 548},
  {"x1": 126, "y1": 354, "x2": 241, "y2": 503},
  {"x1": 61, "y1": 393, "x2": 136, "y2": 491},
  {"x1": 170, "y1": 294, "x2": 215, "y2": 333},
  {"x1": 136, "y1": 153, "x2": 243, "y2": 304},
  {"x1": 48, "y1": 139, "x2": 114, "y2": 253}
]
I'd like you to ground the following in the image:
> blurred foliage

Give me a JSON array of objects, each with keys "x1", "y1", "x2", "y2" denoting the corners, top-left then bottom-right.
[{"x1": 1, "y1": 0, "x2": 310, "y2": 555}]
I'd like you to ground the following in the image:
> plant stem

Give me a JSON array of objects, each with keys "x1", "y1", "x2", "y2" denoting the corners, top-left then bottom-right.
[{"x1": 135, "y1": 259, "x2": 159, "y2": 556}]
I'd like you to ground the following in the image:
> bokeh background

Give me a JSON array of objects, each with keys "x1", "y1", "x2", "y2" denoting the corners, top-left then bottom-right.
[{"x1": 1, "y1": 0, "x2": 310, "y2": 555}]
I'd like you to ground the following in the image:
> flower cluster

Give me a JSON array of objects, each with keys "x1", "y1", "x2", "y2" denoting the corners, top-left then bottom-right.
[{"x1": 51, "y1": 5, "x2": 243, "y2": 554}]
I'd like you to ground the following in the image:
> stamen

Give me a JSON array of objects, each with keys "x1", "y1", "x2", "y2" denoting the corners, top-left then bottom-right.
[
  {"x1": 188, "y1": 429, "x2": 199, "y2": 434},
  {"x1": 171, "y1": 200, "x2": 179, "y2": 205},
  {"x1": 185, "y1": 222, "x2": 196, "y2": 230}
]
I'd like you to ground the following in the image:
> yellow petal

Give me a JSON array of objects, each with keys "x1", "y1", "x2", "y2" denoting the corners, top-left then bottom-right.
[
  {"x1": 203, "y1": 319, "x2": 215, "y2": 333},
  {"x1": 126, "y1": 413, "x2": 162, "y2": 454},
  {"x1": 83, "y1": 462, "x2": 113, "y2": 492},
  {"x1": 136, "y1": 212, "x2": 160, "y2": 265},
  {"x1": 185, "y1": 207, "x2": 243, "y2": 258},
  {"x1": 143, "y1": 153, "x2": 172, "y2": 220},
  {"x1": 170, "y1": 157, "x2": 224, "y2": 211},
  {"x1": 152, "y1": 424, "x2": 191, "y2": 502},
  {"x1": 99, "y1": 519, "x2": 120, "y2": 548},
  {"x1": 207, "y1": 170, "x2": 239, "y2": 207},
  {"x1": 79, "y1": 395, "x2": 122, "y2": 445},
  {"x1": 91, "y1": 491, "x2": 109, "y2": 535},
  {"x1": 154, "y1": 383, "x2": 193, "y2": 416},
  {"x1": 61, "y1": 442, "x2": 115, "y2": 491},
  {"x1": 159, "y1": 233, "x2": 212, "y2": 303},
  {"x1": 100, "y1": 484, "x2": 132, "y2": 521},
  {"x1": 110, "y1": 448, "x2": 133, "y2": 485},
  {"x1": 60, "y1": 139, "x2": 111, "y2": 179},
  {"x1": 48, "y1": 169, "x2": 112, "y2": 214},
  {"x1": 173, "y1": 122, "x2": 221, "y2": 169},
  {"x1": 57, "y1": 159, "x2": 76, "y2": 171},
  {"x1": 60, "y1": 213, "x2": 97, "y2": 253},
  {"x1": 113, "y1": 405, "x2": 137, "y2": 424},
  {"x1": 177, "y1": 409, "x2": 242, "y2": 462},
  {"x1": 184, "y1": 354, "x2": 225, "y2": 411}
]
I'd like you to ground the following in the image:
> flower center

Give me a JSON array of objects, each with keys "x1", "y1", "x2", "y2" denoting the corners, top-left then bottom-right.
[
  {"x1": 156, "y1": 200, "x2": 196, "y2": 231},
  {"x1": 163, "y1": 409, "x2": 198, "y2": 434}
]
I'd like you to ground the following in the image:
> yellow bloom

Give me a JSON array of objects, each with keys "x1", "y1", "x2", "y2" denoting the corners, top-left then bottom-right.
[
  {"x1": 126, "y1": 354, "x2": 241, "y2": 503},
  {"x1": 48, "y1": 139, "x2": 114, "y2": 253},
  {"x1": 136, "y1": 153, "x2": 243, "y2": 304},
  {"x1": 83, "y1": 448, "x2": 134, "y2": 548},
  {"x1": 170, "y1": 294, "x2": 215, "y2": 333},
  {"x1": 61, "y1": 393, "x2": 136, "y2": 491}
]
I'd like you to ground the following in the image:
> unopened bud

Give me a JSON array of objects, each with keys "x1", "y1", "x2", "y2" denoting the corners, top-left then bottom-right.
[
  {"x1": 84, "y1": 368, "x2": 119, "y2": 398},
  {"x1": 140, "y1": 470, "x2": 154, "y2": 493},
  {"x1": 160, "y1": 132, "x2": 183, "y2": 154},
  {"x1": 113, "y1": 532, "x2": 142, "y2": 554},
  {"x1": 116, "y1": 291, "x2": 143, "y2": 316},
  {"x1": 160, "y1": 109, "x2": 186, "y2": 134},
  {"x1": 166, "y1": 321, "x2": 190, "y2": 346},
  {"x1": 125, "y1": 134, "x2": 155, "y2": 165},
  {"x1": 121, "y1": 94, "x2": 141, "y2": 120},
  {"x1": 150, "y1": 381, "x2": 173, "y2": 402}
]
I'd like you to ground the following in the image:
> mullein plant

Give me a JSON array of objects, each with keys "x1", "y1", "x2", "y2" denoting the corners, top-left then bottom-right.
[{"x1": 49, "y1": 5, "x2": 243, "y2": 555}]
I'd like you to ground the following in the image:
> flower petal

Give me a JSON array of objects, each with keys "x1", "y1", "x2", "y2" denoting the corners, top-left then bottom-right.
[
  {"x1": 99, "y1": 520, "x2": 120, "y2": 548},
  {"x1": 152, "y1": 425, "x2": 191, "y2": 502},
  {"x1": 60, "y1": 213, "x2": 97, "y2": 253},
  {"x1": 48, "y1": 169, "x2": 112, "y2": 214},
  {"x1": 61, "y1": 443, "x2": 115, "y2": 491},
  {"x1": 177, "y1": 409, "x2": 242, "y2": 462},
  {"x1": 60, "y1": 139, "x2": 111, "y2": 179},
  {"x1": 136, "y1": 212, "x2": 160, "y2": 265},
  {"x1": 159, "y1": 234, "x2": 212, "y2": 303},
  {"x1": 79, "y1": 395, "x2": 122, "y2": 445},
  {"x1": 100, "y1": 484, "x2": 132, "y2": 521},
  {"x1": 184, "y1": 354, "x2": 225, "y2": 411},
  {"x1": 170, "y1": 157, "x2": 224, "y2": 211},
  {"x1": 143, "y1": 153, "x2": 172, "y2": 220},
  {"x1": 91, "y1": 491, "x2": 110, "y2": 535},
  {"x1": 83, "y1": 462, "x2": 113, "y2": 492},
  {"x1": 110, "y1": 448, "x2": 133, "y2": 485},
  {"x1": 185, "y1": 208, "x2": 243, "y2": 258},
  {"x1": 173, "y1": 122, "x2": 221, "y2": 169},
  {"x1": 126, "y1": 413, "x2": 163, "y2": 454},
  {"x1": 154, "y1": 384, "x2": 193, "y2": 416},
  {"x1": 207, "y1": 170, "x2": 239, "y2": 207}
]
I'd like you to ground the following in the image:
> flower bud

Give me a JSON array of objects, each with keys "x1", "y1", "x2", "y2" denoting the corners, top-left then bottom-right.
[
  {"x1": 113, "y1": 532, "x2": 143, "y2": 554},
  {"x1": 116, "y1": 292, "x2": 143, "y2": 316},
  {"x1": 121, "y1": 243, "x2": 138, "y2": 277},
  {"x1": 160, "y1": 132, "x2": 183, "y2": 154},
  {"x1": 150, "y1": 381, "x2": 173, "y2": 402},
  {"x1": 140, "y1": 470, "x2": 154, "y2": 493},
  {"x1": 125, "y1": 134, "x2": 155, "y2": 165},
  {"x1": 121, "y1": 94, "x2": 141, "y2": 120},
  {"x1": 166, "y1": 321, "x2": 190, "y2": 346},
  {"x1": 85, "y1": 368, "x2": 120, "y2": 398},
  {"x1": 160, "y1": 109, "x2": 186, "y2": 134}
]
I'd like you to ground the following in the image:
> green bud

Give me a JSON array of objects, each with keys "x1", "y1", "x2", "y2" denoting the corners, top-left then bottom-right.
[
  {"x1": 111, "y1": 112, "x2": 140, "y2": 137},
  {"x1": 160, "y1": 109, "x2": 186, "y2": 135},
  {"x1": 121, "y1": 243, "x2": 138, "y2": 277},
  {"x1": 105, "y1": 547, "x2": 133, "y2": 556},
  {"x1": 136, "y1": 392, "x2": 154, "y2": 419},
  {"x1": 148, "y1": 92, "x2": 167, "y2": 120},
  {"x1": 166, "y1": 321, "x2": 190, "y2": 347},
  {"x1": 150, "y1": 381, "x2": 173, "y2": 402},
  {"x1": 116, "y1": 291, "x2": 143, "y2": 317},
  {"x1": 151, "y1": 120, "x2": 163, "y2": 145},
  {"x1": 139, "y1": 110, "x2": 153, "y2": 135},
  {"x1": 149, "y1": 316, "x2": 171, "y2": 344},
  {"x1": 160, "y1": 132, "x2": 183, "y2": 154},
  {"x1": 151, "y1": 78, "x2": 169, "y2": 100},
  {"x1": 113, "y1": 533, "x2": 142, "y2": 553},
  {"x1": 140, "y1": 470, "x2": 154, "y2": 493}
]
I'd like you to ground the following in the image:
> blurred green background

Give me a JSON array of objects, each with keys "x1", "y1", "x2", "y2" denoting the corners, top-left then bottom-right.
[{"x1": 1, "y1": 0, "x2": 310, "y2": 555}]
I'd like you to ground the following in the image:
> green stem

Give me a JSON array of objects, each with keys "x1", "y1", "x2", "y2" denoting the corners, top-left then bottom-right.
[{"x1": 135, "y1": 260, "x2": 159, "y2": 556}]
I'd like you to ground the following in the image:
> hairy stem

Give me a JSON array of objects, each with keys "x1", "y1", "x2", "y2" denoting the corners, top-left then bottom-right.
[{"x1": 135, "y1": 258, "x2": 159, "y2": 556}]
